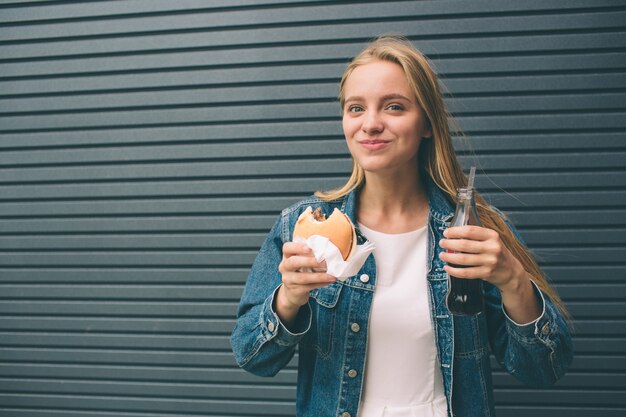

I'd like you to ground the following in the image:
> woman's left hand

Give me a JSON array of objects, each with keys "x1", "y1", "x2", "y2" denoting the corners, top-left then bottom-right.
[{"x1": 438, "y1": 225, "x2": 525, "y2": 292}]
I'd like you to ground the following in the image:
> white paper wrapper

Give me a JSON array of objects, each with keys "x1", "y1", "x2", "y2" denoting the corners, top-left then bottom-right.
[{"x1": 293, "y1": 234, "x2": 375, "y2": 280}]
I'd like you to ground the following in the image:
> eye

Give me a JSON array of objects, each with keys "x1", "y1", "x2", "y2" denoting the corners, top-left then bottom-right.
[
  {"x1": 347, "y1": 105, "x2": 364, "y2": 113},
  {"x1": 386, "y1": 103, "x2": 404, "y2": 111}
]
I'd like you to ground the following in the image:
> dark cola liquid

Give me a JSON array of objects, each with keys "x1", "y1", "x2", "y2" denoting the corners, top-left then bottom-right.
[
  {"x1": 446, "y1": 271, "x2": 484, "y2": 315},
  {"x1": 445, "y1": 184, "x2": 485, "y2": 315}
]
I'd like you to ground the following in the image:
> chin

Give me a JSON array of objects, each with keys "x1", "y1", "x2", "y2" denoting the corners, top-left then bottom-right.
[
  {"x1": 355, "y1": 156, "x2": 420, "y2": 176},
  {"x1": 357, "y1": 161, "x2": 394, "y2": 174}
]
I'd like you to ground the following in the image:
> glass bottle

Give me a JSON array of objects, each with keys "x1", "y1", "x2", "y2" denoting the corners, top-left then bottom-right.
[{"x1": 445, "y1": 184, "x2": 485, "y2": 315}]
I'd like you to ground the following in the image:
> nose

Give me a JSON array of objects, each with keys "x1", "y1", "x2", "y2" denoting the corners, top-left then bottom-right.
[{"x1": 361, "y1": 110, "x2": 384, "y2": 135}]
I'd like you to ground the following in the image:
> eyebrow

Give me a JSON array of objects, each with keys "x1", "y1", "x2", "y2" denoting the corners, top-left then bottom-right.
[{"x1": 344, "y1": 94, "x2": 413, "y2": 104}]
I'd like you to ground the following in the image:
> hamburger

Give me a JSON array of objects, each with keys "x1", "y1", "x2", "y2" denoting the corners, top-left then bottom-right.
[{"x1": 293, "y1": 207, "x2": 357, "y2": 261}]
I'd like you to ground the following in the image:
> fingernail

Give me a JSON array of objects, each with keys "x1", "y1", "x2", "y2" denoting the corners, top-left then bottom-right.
[{"x1": 443, "y1": 229, "x2": 449, "y2": 237}]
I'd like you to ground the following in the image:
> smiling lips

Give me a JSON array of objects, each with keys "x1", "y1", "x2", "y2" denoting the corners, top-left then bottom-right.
[{"x1": 359, "y1": 139, "x2": 391, "y2": 150}]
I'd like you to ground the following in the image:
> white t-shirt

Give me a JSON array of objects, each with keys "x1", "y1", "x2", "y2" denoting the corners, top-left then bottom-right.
[{"x1": 357, "y1": 223, "x2": 448, "y2": 417}]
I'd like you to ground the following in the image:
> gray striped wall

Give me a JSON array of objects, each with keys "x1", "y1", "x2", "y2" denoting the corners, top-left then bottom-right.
[{"x1": 1, "y1": 1, "x2": 625, "y2": 416}]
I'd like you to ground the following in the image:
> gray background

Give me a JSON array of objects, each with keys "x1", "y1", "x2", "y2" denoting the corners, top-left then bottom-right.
[{"x1": 1, "y1": 0, "x2": 625, "y2": 416}]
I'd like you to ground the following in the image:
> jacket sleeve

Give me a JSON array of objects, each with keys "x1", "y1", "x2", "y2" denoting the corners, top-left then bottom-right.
[
  {"x1": 230, "y1": 215, "x2": 312, "y2": 377},
  {"x1": 485, "y1": 211, "x2": 573, "y2": 388},
  {"x1": 485, "y1": 280, "x2": 573, "y2": 387}
]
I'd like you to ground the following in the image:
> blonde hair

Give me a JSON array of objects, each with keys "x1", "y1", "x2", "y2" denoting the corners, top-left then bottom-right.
[{"x1": 315, "y1": 34, "x2": 570, "y2": 320}]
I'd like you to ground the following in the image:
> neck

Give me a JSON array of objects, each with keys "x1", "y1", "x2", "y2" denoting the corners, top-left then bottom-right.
[{"x1": 357, "y1": 165, "x2": 429, "y2": 232}]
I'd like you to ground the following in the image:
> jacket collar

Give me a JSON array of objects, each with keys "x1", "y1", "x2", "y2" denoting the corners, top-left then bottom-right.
[
  {"x1": 426, "y1": 176, "x2": 455, "y2": 223},
  {"x1": 340, "y1": 174, "x2": 454, "y2": 225}
]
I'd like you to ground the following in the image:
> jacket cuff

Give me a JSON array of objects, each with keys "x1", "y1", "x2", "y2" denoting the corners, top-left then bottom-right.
[
  {"x1": 260, "y1": 285, "x2": 312, "y2": 347},
  {"x1": 503, "y1": 279, "x2": 556, "y2": 343}
]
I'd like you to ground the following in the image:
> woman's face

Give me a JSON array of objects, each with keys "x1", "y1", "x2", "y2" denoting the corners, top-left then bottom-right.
[{"x1": 342, "y1": 60, "x2": 431, "y2": 176}]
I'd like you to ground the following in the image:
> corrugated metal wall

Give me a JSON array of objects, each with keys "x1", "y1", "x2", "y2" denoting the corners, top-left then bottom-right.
[{"x1": 0, "y1": 0, "x2": 624, "y2": 416}]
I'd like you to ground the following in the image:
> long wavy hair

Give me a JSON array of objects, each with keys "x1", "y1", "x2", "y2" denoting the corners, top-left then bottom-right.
[{"x1": 315, "y1": 35, "x2": 570, "y2": 320}]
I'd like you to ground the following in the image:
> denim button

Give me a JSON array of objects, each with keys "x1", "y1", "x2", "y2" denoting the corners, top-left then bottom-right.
[
  {"x1": 351, "y1": 323, "x2": 360, "y2": 333},
  {"x1": 359, "y1": 274, "x2": 369, "y2": 283},
  {"x1": 347, "y1": 369, "x2": 357, "y2": 378},
  {"x1": 267, "y1": 321, "x2": 275, "y2": 333},
  {"x1": 341, "y1": 413, "x2": 351, "y2": 417},
  {"x1": 541, "y1": 323, "x2": 549, "y2": 336}
]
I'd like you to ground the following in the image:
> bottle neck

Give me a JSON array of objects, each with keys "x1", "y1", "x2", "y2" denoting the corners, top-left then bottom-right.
[
  {"x1": 451, "y1": 186, "x2": 481, "y2": 227},
  {"x1": 456, "y1": 187, "x2": 475, "y2": 201}
]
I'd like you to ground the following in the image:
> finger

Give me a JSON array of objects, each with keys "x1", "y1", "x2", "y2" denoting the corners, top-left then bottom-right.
[
  {"x1": 282, "y1": 241, "x2": 313, "y2": 258},
  {"x1": 284, "y1": 255, "x2": 327, "y2": 272},
  {"x1": 443, "y1": 226, "x2": 498, "y2": 241},
  {"x1": 284, "y1": 271, "x2": 336, "y2": 286},
  {"x1": 439, "y1": 238, "x2": 484, "y2": 254},
  {"x1": 443, "y1": 264, "x2": 484, "y2": 279},
  {"x1": 439, "y1": 251, "x2": 484, "y2": 267},
  {"x1": 282, "y1": 281, "x2": 338, "y2": 301}
]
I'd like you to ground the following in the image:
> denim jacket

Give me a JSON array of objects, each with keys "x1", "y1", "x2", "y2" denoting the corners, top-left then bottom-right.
[{"x1": 231, "y1": 178, "x2": 573, "y2": 417}]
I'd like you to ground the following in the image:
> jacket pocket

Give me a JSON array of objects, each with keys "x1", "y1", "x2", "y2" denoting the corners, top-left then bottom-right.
[
  {"x1": 453, "y1": 313, "x2": 489, "y2": 358},
  {"x1": 309, "y1": 282, "x2": 342, "y2": 358}
]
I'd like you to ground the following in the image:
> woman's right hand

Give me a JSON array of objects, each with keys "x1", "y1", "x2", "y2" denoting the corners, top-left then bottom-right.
[{"x1": 275, "y1": 242, "x2": 337, "y2": 326}]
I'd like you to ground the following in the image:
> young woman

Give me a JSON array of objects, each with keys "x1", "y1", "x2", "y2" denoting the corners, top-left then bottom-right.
[{"x1": 231, "y1": 35, "x2": 572, "y2": 417}]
